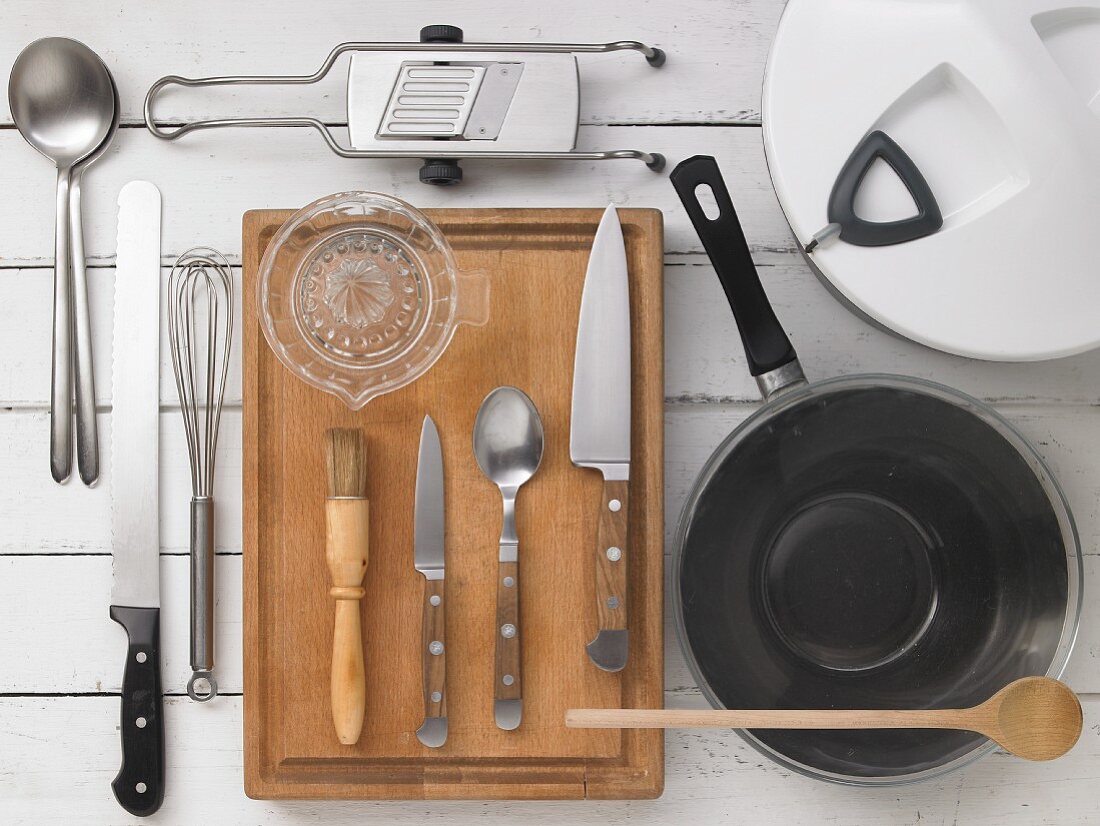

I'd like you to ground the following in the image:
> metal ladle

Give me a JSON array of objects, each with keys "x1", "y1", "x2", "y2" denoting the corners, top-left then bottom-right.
[
  {"x1": 8, "y1": 37, "x2": 115, "y2": 484},
  {"x1": 67, "y1": 58, "x2": 120, "y2": 486},
  {"x1": 473, "y1": 386, "x2": 544, "y2": 731}
]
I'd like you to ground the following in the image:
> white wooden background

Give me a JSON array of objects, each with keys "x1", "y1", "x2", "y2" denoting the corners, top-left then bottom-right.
[{"x1": 2, "y1": 1, "x2": 1097, "y2": 823}]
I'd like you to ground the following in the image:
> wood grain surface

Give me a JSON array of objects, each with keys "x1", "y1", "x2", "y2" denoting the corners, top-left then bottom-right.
[
  {"x1": 494, "y1": 559, "x2": 522, "y2": 707},
  {"x1": 594, "y1": 480, "x2": 630, "y2": 633},
  {"x1": 242, "y1": 207, "x2": 665, "y2": 799},
  {"x1": 420, "y1": 578, "x2": 447, "y2": 723},
  {"x1": 324, "y1": 497, "x2": 370, "y2": 745}
]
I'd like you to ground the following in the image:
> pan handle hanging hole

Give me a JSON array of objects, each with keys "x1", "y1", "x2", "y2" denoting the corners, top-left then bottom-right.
[{"x1": 694, "y1": 183, "x2": 721, "y2": 221}]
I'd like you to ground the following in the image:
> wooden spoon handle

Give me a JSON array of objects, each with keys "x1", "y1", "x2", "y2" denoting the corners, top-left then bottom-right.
[{"x1": 565, "y1": 707, "x2": 979, "y2": 732}]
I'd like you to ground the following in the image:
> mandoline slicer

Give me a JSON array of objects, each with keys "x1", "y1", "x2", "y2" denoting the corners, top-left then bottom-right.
[{"x1": 144, "y1": 25, "x2": 666, "y2": 185}]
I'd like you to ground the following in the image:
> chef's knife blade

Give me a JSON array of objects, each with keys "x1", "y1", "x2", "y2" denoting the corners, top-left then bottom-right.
[
  {"x1": 109, "y1": 180, "x2": 165, "y2": 817},
  {"x1": 570, "y1": 205, "x2": 631, "y2": 673},
  {"x1": 415, "y1": 415, "x2": 447, "y2": 747}
]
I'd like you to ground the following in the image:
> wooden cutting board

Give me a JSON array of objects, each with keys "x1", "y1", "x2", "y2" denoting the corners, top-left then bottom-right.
[{"x1": 242, "y1": 207, "x2": 664, "y2": 800}]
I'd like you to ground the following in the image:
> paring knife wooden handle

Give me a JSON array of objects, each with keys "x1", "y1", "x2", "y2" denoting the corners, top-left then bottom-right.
[
  {"x1": 494, "y1": 555, "x2": 522, "y2": 730},
  {"x1": 325, "y1": 498, "x2": 369, "y2": 745},
  {"x1": 587, "y1": 479, "x2": 629, "y2": 672},
  {"x1": 110, "y1": 606, "x2": 165, "y2": 817},
  {"x1": 417, "y1": 577, "x2": 447, "y2": 747}
]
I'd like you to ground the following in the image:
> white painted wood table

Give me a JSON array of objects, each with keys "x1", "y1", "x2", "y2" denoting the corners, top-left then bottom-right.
[{"x1": 2, "y1": 1, "x2": 1097, "y2": 823}]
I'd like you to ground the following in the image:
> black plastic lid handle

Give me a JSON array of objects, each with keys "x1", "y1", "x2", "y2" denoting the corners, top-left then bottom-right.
[
  {"x1": 825, "y1": 130, "x2": 943, "y2": 247},
  {"x1": 671, "y1": 155, "x2": 799, "y2": 378}
]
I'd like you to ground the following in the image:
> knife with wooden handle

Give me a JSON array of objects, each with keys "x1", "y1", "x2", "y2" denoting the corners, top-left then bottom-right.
[
  {"x1": 109, "y1": 181, "x2": 165, "y2": 816},
  {"x1": 414, "y1": 416, "x2": 448, "y2": 748},
  {"x1": 570, "y1": 205, "x2": 632, "y2": 673}
]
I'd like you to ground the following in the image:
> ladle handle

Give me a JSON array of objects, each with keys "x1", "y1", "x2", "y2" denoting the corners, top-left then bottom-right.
[
  {"x1": 70, "y1": 168, "x2": 99, "y2": 485},
  {"x1": 670, "y1": 155, "x2": 798, "y2": 378},
  {"x1": 51, "y1": 168, "x2": 73, "y2": 483}
]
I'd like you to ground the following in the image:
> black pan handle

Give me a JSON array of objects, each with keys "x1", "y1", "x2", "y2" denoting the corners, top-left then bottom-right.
[{"x1": 670, "y1": 155, "x2": 798, "y2": 377}]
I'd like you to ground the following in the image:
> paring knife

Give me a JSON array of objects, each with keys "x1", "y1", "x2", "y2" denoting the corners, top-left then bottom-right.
[
  {"x1": 415, "y1": 415, "x2": 448, "y2": 748},
  {"x1": 570, "y1": 205, "x2": 632, "y2": 673},
  {"x1": 109, "y1": 181, "x2": 165, "y2": 817}
]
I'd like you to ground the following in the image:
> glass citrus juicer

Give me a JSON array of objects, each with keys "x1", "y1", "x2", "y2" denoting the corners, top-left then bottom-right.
[{"x1": 258, "y1": 192, "x2": 489, "y2": 408}]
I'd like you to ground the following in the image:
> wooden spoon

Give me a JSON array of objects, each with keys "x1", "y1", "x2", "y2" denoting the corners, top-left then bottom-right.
[{"x1": 566, "y1": 677, "x2": 1083, "y2": 761}]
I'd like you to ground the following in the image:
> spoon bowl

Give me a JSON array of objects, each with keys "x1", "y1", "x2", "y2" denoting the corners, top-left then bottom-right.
[
  {"x1": 473, "y1": 387, "x2": 545, "y2": 490},
  {"x1": 989, "y1": 676, "x2": 1083, "y2": 761},
  {"x1": 9, "y1": 37, "x2": 115, "y2": 168}
]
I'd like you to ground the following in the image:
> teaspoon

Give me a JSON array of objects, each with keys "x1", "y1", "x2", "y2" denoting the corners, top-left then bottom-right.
[{"x1": 473, "y1": 386, "x2": 544, "y2": 731}]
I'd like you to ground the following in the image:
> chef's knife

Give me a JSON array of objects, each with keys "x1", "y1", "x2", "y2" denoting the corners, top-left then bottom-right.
[
  {"x1": 110, "y1": 181, "x2": 165, "y2": 817},
  {"x1": 570, "y1": 205, "x2": 631, "y2": 673},
  {"x1": 414, "y1": 415, "x2": 448, "y2": 748}
]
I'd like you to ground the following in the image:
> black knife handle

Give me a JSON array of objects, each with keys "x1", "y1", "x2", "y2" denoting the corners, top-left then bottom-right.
[{"x1": 110, "y1": 606, "x2": 165, "y2": 817}]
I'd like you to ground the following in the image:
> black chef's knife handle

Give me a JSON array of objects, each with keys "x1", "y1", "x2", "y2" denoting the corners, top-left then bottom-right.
[{"x1": 110, "y1": 606, "x2": 165, "y2": 817}]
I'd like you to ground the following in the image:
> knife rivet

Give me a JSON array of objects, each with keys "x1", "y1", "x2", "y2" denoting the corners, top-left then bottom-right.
[
  {"x1": 501, "y1": 623, "x2": 517, "y2": 639},
  {"x1": 431, "y1": 691, "x2": 442, "y2": 703},
  {"x1": 609, "y1": 499, "x2": 622, "y2": 512},
  {"x1": 136, "y1": 782, "x2": 147, "y2": 794},
  {"x1": 606, "y1": 546, "x2": 622, "y2": 561},
  {"x1": 503, "y1": 674, "x2": 515, "y2": 686},
  {"x1": 135, "y1": 651, "x2": 147, "y2": 664},
  {"x1": 135, "y1": 716, "x2": 147, "y2": 729},
  {"x1": 429, "y1": 641, "x2": 444, "y2": 655},
  {"x1": 503, "y1": 576, "x2": 515, "y2": 588},
  {"x1": 430, "y1": 595, "x2": 441, "y2": 607},
  {"x1": 607, "y1": 596, "x2": 620, "y2": 609}
]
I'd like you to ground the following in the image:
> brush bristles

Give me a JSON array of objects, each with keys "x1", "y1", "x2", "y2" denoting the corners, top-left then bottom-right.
[{"x1": 324, "y1": 428, "x2": 368, "y2": 498}]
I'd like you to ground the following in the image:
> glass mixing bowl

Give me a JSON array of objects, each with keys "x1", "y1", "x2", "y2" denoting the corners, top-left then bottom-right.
[{"x1": 257, "y1": 192, "x2": 489, "y2": 409}]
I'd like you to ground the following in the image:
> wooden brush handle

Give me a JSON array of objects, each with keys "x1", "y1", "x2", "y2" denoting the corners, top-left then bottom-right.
[{"x1": 325, "y1": 498, "x2": 370, "y2": 745}]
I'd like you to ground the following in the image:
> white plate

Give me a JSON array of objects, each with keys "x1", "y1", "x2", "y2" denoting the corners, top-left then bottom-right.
[{"x1": 763, "y1": 0, "x2": 1100, "y2": 361}]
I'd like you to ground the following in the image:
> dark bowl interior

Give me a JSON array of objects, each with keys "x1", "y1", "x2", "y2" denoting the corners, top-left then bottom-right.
[{"x1": 677, "y1": 380, "x2": 1071, "y2": 780}]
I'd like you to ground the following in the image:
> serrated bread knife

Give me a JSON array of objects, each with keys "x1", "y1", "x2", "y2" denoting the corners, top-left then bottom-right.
[
  {"x1": 414, "y1": 416, "x2": 448, "y2": 748},
  {"x1": 570, "y1": 205, "x2": 631, "y2": 673},
  {"x1": 109, "y1": 181, "x2": 165, "y2": 816}
]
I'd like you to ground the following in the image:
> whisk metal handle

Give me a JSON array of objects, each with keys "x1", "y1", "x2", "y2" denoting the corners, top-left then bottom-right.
[{"x1": 188, "y1": 496, "x2": 217, "y2": 702}]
